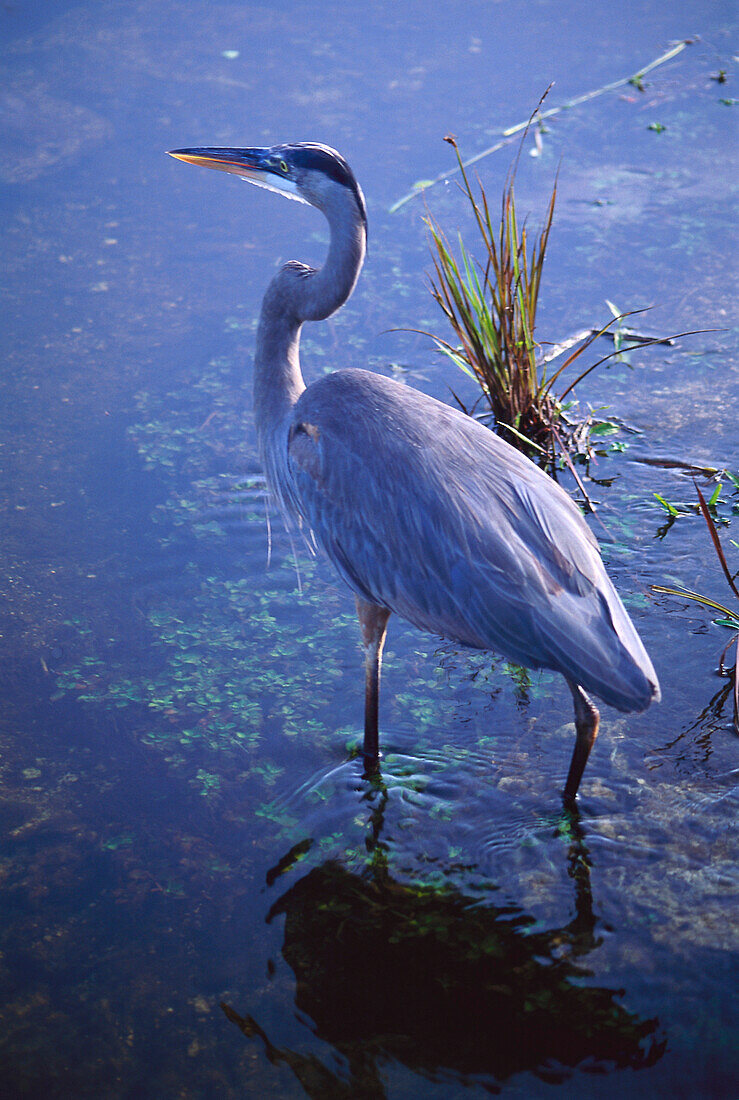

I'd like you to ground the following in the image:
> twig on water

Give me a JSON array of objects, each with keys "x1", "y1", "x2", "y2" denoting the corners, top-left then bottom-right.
[{"x1": 389, "y1": 41, "x2": 690, "y2": 213}]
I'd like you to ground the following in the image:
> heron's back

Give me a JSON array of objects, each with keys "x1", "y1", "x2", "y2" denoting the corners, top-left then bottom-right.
[{"x1": 281, "y1": 369, "x2": 660, "y2": 713}]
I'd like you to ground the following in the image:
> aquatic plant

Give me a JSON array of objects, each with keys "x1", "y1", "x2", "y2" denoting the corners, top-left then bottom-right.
[
  {"x1": 423, "y1": 136, "x2": 649, "y2": 470},
  {"x1": 652, "y1": 483, "x2": 739, "y2": 732},
  {"x1": 425, "y1": 135, "x2": 557, "y2": 456},
  {"x1": 654, "y1": 470, "x2": 739, "y2": 532},
  {"x1": 424, "y1": 136, "x2": 703, "y2": 478}
]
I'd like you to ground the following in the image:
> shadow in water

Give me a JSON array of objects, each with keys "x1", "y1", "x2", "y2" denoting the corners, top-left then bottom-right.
[{"x1": 223, "y1": 779, "x2": 665, "y2": 1098}]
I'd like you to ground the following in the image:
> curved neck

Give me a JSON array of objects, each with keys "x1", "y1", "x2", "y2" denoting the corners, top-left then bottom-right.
[{"x1": 253, "y1": 196, "x2": 366, "y2": 440}]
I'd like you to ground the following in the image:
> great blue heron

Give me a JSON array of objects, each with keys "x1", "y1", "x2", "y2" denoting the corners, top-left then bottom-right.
[{"x1": 168, "y1": 142, "x2": 660, "y2": 801}]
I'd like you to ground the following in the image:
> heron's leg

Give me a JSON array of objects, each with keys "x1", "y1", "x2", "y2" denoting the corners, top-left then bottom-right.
[
  {"x1": 563, "y1": 679, "x2": 600, "y2": 803},
  {"x1": 355, "y1": 597, "x2": 391, "y2": 760}
]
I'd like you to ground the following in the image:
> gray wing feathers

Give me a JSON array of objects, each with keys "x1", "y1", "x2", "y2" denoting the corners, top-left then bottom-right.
[{"x1": 284, "y1": 370, "x2": 658, "y2": 711}]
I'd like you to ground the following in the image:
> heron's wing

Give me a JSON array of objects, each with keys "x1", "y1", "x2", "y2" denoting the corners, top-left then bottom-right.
[{"x1": 287, "y1": 370, "x2": 656, "y2": 709}]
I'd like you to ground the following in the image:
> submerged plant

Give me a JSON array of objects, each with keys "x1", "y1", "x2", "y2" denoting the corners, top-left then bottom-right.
[{"x1": 652, "y1": 483, "x2": 739, "y2": 733}]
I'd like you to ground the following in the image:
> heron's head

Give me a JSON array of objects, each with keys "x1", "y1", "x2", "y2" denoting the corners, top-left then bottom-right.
[{"x1": 168, "y1": 142, "x2": 366, "y2": 229}]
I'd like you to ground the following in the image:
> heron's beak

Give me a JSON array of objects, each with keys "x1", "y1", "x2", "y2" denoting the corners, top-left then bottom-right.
[
  {"x1": 168, "y1": 146, "x2": 307, "y2": 204},
  {"x1": 168, "y1": 147, "x2": 273, "y2": 181}
]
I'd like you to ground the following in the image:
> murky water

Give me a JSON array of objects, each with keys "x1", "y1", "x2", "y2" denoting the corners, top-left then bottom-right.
[{"x1": 1, "y1": 2, "x2": 737, "y2": 1096}]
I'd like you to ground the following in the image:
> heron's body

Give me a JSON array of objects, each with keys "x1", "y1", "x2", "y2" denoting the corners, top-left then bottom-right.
[
  {"x1": 169, "y1": 141, "x2": 660, "y2": 800},
  {"x1": 282, "y1": 366, "x2": 655, "y2": 711}
]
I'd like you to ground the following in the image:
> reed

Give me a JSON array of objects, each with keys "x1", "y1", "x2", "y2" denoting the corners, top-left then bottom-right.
[{"x1": 425, "y1": 136, "x2": 632, "y2": 468}]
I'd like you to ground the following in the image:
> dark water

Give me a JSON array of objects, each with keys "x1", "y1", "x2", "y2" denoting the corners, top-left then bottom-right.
[{"x1": 1, "y1": 2, "x2": 737, "y2": 1096}]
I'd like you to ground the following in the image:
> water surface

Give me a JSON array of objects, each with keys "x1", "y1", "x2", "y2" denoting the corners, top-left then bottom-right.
[{"x1": 1, "y1": 2, "x2": 737, "y2": 1096}]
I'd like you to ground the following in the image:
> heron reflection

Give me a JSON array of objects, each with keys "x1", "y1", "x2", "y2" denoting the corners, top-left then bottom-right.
[{"x1": 223, "y1": 786, "x2": 664, "y2": 1096}]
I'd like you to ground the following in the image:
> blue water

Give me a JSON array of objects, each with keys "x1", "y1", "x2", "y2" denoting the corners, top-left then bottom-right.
[{"x1": 1, "y1": 1, "x2": 737, "y2": 1096}]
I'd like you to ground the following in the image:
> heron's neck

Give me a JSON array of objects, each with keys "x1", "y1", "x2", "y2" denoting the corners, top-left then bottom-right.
[{"x1": 253, "y1": 198, "x2": 366, "y2": 440}]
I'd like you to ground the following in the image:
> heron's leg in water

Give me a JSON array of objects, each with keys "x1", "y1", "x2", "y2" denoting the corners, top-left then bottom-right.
[
  {"x1": 563, "y1": 679, "x2": 600, "y2": 803},
  {"x1": 355, "y1": 597, "x2": 391, "y2": 760}
]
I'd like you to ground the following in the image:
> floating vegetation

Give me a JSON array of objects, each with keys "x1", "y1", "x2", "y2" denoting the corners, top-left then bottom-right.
[
  {"x1": 54, "y1": 566, "x2": 363, "y2": 794},
  {"x1": 128, "y1": 355, "x2": 254, "y2": 477},
  {"x1": 654, "y1": 470, "x2": 739, "y2": 535}
]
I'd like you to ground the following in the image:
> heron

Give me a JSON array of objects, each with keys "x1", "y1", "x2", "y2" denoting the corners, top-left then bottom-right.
[{"x1": 168, "y1": 141, "x2": 660, "y2": 802}]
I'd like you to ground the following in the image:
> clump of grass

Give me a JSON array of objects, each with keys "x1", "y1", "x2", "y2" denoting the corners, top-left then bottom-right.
[
  {"x1": 425, "y1": 134, "x2": 559, "y2": 458},
  {"x1": 423, "y1": 135, "x2": 682, "y2": 475},
  {"x1": 652, "y1": 483, "x2": 739, "y2": 733}
]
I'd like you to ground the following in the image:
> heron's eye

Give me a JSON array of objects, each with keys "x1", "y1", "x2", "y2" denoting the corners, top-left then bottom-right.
[{"x1": 279, "y1": 159, "x2": 288, "y2": 174}]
